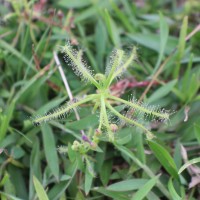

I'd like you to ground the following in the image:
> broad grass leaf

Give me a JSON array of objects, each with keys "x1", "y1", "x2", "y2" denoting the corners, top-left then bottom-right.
[
  {"x1": 48, "y1": 177, "x2": 72, "y2": 200},
  {"x1": 0, "y1": 101, "x2": 15, "y2": 142},
  {"x1": 107, "y1": 179, "x2": 148, "y2": 192},
  {"x1": 103, "y1": 9, "x2": 120, "y2": 47},
  {"x1": 148, "y1": 140, "x2": 179, "y2": 180},
  {"x1": 29, "y1": 138, "x2": 42, "y2": 200},
  {"x1": 0, "y1": 192, "x2": 23, "y2": 200},
  {"x1": 41, "y1": 124, "x2": 59, "y2": 179},
  {"x1": 194, "y1": 123, "x2": 200, "y2": 144},
  {"x1": 95, "y1": 19, "x2": 108, "y2": 71},
  {"x1": 131, "y1": 176, "x2": 159, "y2": 200},
  {"x1": 85, "y1": 161, "x2": 94, "y2": 195},
  {"x1": 174, "y1": 16, "x2": 188, "y2": 78},
  {"x1": 100, "y1": 159, "x2": 113, "y2": 186},
  {"x1": 94, "y1": 187, "x2": 129, "y2": 200},
  {"x1": 168, "y1": 178, "x2": 182, "y2": 200},
  {"x1": 66, "y1": 114, "x2": 99, "y2": 130},
  {"x1": 75, "y1": 1, "x2": 111, "y2": 22},
  {"x1": 148, "y1": 79, "x2": 177, "y2": 104},
  {"x1": 58, "y1": 0, "x2": 91, "y2": 8},
  {"x1": 33, "y1": 176, "x2": 49, "y2": 200},
  {"x1": 127, "y1": 33, "x2": 177, "y2": 55}
]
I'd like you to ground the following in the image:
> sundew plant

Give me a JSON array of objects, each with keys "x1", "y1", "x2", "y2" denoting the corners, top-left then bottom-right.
[{"x1": 32, "y1": 42, "x2": 170, "y2": 152}]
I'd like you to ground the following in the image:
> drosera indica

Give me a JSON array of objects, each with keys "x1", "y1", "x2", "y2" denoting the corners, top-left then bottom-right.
[{"x1": 31, "y1": 42, "x2": 170, "y2": 153}]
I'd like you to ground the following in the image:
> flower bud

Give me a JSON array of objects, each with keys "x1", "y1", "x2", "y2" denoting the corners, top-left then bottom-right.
[
  {"x1": 71, "y1": 140, "x2": 80, "y2": 151},
  {"x1": 94, "y1": 73, "x2": 106, "y2": 81},
  {"x1": 82, "y1": 134, "x2": 90, "y2": 143},
  {"x1": 90, "y1": 142, "x2": 97, "y2": 149},
  {"x1": 95, "y1": 128, "x2": 102, "y2": 136},
  {"x1": 57, "y1": 10, "x2": 64, "y2": 20},
  {"x1": 110, "y1": 124, "x2": 118, "y2": 132}
]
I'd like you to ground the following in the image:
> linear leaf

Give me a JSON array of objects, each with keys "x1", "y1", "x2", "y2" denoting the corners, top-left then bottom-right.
[
  {"x1": 152, "y1": 12, "x2": 169, "y2": 75},
  {"x1": 168, "y1": 178, "x2": 182, "y2": 200},
  {"x1": 33, "y1": 176, "x2": 49, "y2": 200},
  {"x1": 178, "y1": 157, "x2": 200, "y2": 174},
  {"x1": 148, "y1": 80, "x2": 177, "y2": 103},
  {"x1": 148, "y1": 140, "x2": 179, "y2": 180},
  {"x1": 107, "y1": 179, "x2": 148, "y2": 192},
  {"x1": 131, "y1": 176, "x2": 159, "y2": 200},
  {"x1": 41, "y1": 124, "x2": 59, "y2": 179}
]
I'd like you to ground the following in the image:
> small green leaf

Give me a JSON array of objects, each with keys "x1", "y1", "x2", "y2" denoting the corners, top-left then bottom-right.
[
  {"x1": 148, "y1": 140, "x2": 179, "y2": 179},
  {"x1": 178, "y1": 157, "x2": 200, "y2": 174},
  {"x1": 131, "y1": 176, "x2": 159, "y2": 200},
  {"x1": 168, "y1": 178, "x2": 182, "y2": 200},
  {"x1": 33, "y1": 176, "x2": 49, "y2": 200}
]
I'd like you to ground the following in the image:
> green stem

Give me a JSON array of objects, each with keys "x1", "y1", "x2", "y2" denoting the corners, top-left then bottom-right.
[
  {"x1": 33, "y1": 94, "x2": 100, "y2": 124},
  {"x1": 100, "y1": 96, "x2": 114, "y2": 141},
  {"x1": 100, "y1": 96, "x2": 110, "y2": 129},
  {"x1": 106, "y1": 102, "x2": 152, "y2": 136},
  {"x1": 108, "y1": 95, "x2": 169, "y2": 120}
]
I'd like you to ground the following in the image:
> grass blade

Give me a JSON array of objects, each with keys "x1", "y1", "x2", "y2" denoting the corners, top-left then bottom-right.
[
  {"x1": 178, "y1": 157, "x2": 200, "y2": 174},
  {"x1": 168, "y1": 178, "x2": 182, "y2": 200},
  {"x1": 148, "y1": 140, "x2": 179, "y2": 180},
  {"x1": 131, "y1": 176, "x2": 159, "y2": 200},
  {"x1": 41, "y1": 124, "x2": 59, "y2": 179},
  {"x1": 173, "y1": 16, "x2": 188, "y2": 78},
  {"x1": 33, "y1": 175, "x2": 49, "y2": 200},
  {"x1": 152, "y1": 12, "x2": 169, "y2": 75}
]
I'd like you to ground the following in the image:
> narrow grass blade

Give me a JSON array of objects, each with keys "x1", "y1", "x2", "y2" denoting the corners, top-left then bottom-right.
[
  {"x1": 0, "y1": 40, "x2": 33, "y2": 69},
  {"x1": 33, "y1": 175, "x2": 49, "y2": 200},
  {"x1": 168, "y1": 178, "x2": 182, "y2": 200},
  {"x1": 178, "y1": 157, "x2": 200, "y2": 174}
]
